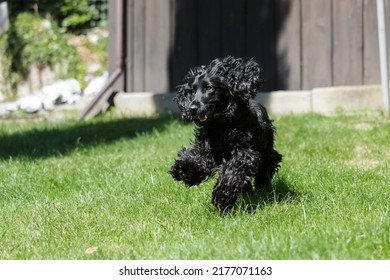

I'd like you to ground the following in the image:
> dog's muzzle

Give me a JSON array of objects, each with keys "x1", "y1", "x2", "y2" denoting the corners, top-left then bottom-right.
[{"x1": 187, "y1": 102, "x2": 214, "y2": 123}]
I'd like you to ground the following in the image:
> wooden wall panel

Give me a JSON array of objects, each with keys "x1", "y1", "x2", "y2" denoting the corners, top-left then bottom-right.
[
  {"x1": 107, "y1": 0, "x2": 124, "y2": 92},
  {"x1": 170, "y1": 0, "x2": 198, "y2": 88},
  {"x1": 247, "y1": 0, "x2": 276, "y2": 91},
  {"x1": 275, "y1": 0, "x2": 301, "y2": 90},
  {"x1": 144, "y1": 0, "x2": 171, "y2": 92},
  {"x1": 221, "y1": 0, "x2": 246, "y2": 57},
  {"x1": 125, "y1": 0, "x2": 133, "y2": 91},
  {"x1": 301, "y1": 0, "x2": 332, "y2": 90},
  {"x1": 333, "y1": 0, "x2": 363, "y2": 86},
  {"x1": 363, "y1": 0, "x2": 380, "y2": 85},
  {"x1": 119, "y1": 0, "x2": 386, "y2": 93},
  {"x1": 198, "y1": 0, "x2": 221, "y2": 66},
  {"x1": 130, "y1": 0, "x2": 146, "y2": 91},
  {"x1": 108, "y1": 0, "x2": 118, "y2": 75}
]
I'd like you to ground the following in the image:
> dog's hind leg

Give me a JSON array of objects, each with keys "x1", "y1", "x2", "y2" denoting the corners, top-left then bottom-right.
[
  {"x1": 211, "y1": 149, "x2": 257, "y2": 211},
  {"x1": 254, "y1": 149, "x2": 282, "y2": 189}
]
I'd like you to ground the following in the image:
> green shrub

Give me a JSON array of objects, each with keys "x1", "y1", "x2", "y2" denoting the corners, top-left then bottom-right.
[
  {"x1": 85, "y1": 35, "x2": 108, "y2": 75},
  {"x1": 0, "y1": 13, "x2": 86, "y2": 98},
  {"x1": 7, "y1": 0, "x2": 100, "y2": 32},
  {"x1": 60, "y1": 0, "x2": 98, "y2": 31}
]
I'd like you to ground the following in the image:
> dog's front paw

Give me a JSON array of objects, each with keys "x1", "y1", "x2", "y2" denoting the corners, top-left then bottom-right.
[
  {"x1": 169, "y1": 159, "x2": 207, "y2": 186},
  {"x1": 211, "y1": 185, "x2": 238, "y2": 212}
]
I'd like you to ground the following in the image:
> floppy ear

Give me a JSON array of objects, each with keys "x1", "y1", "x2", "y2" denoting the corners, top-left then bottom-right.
[
  {"x1": 238, "y1": 58, "x2": 263, "y2": 98},
  {"x1": 174, "y1": 66, "x2": 203, "y2": 111},
  {"x1": 174, "y1": 84, "x2": 190, "y2": 112},
  {"x1": 218, "y1": 56, "x2": 263, "y2": 101}
]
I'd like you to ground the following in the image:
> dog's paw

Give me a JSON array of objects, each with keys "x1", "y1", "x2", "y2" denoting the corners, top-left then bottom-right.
[
  {"x1": 169, "y1": 160, "x2": 207, "y2": 186},
  {"x1": 211, "y1": 185, "x2": 238, "y2": 212}
]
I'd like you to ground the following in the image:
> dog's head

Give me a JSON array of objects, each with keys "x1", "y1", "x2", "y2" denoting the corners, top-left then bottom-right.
[{"x1": 175, "y1": 56, "x2": 262, "y2": 125}]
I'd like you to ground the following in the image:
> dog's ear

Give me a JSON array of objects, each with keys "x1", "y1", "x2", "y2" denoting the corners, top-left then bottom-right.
[
  {"x1": 239, "y1": 58, "x2": 263, "y2": 98},
  {"x1": 175, "y1": 66, "x2": 203, "y2": 111},
  {"x1": 174, "y1": 84, "x2": 190, "y2": 112},
  {"x1": 219, "y1": 56, "x2": 263, "y2": 101}
]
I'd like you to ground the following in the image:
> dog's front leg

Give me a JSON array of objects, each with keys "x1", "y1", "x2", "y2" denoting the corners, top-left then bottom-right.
[
  {"x1": 169, "y1": 141, "x2": 216, "y2": 186},
  {"x1": 212, "y1": 149, "x2": 258, "y2": 211}
]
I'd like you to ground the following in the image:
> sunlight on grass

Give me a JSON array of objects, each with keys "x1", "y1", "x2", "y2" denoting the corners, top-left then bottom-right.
[{"x1": 0, "y1": 112, "x2": 389, "y2": 259}]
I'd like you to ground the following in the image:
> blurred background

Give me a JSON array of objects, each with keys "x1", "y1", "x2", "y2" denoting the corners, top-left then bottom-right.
[
  {"x1": 0, "y1": 0, "x2": 389, "y2": 117},
  {"x1": 0, "y1": 0, "x2": 108, "y2": 107}
]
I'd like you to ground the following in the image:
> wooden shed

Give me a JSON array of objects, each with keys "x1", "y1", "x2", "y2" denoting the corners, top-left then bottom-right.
[{"x1": 81, "y1": 0, "x2": 390, "y2": 118}]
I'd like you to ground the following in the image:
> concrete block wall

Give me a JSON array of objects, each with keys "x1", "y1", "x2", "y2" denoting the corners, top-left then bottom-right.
[{"x1": 114, "y1": 85, "x2": 384, "y2": 117}]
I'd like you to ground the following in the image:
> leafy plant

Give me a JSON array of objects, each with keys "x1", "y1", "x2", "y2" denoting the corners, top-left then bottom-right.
[
  {"x1": 7, "y1": 0, "x2": 101, "y2": 31},
  {"x1": 60, "y1": 0, "x2": 98, "y2": 31},
  {"x1": 0, "y1": 13, "x2": 85, "y2": 98}
]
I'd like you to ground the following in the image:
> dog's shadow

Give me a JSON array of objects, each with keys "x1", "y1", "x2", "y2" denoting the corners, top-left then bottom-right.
[{"x1": 237, "y1": 175, "x2": 298, "y2": 213}]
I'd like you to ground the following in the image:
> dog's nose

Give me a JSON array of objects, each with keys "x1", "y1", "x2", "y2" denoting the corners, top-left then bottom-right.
[{"x1": 189, "y1": 102, "x2": 199, "y2": 114}]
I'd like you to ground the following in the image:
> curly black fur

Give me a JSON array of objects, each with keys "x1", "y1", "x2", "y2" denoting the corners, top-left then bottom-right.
[{"x1": 169, "y1": 56, "x2": 282, "y2": 211}]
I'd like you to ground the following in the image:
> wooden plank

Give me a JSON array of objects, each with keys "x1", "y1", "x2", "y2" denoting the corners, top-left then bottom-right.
[
  {"x1": 247, "y1": 0, "x2": 276, "y2": 91},
  {"x1": 333, "y1": 0, "x2": 363, "y2": 86},
  {"x1": 363, "y1": 0, "x2": 380, "y2": 85},
  {"x1": 106, "y1": 0, "x2": 124, "y2": 92},
  {"x1": 144, "y1": 0, "x2": 171, "y2": 92},
  {"x1": 170, "y1": 0, "x2": 198, "y2": 88},
  {"x1": 385, "y1": 0, "x2": 390, "y2": 80},
  {"x1": 107, "y1": 0, "x2": 118, "y2": 74},
  {"x1": 221, "y1": 0, "x2": 246, "y2": 58},
  {"x1": 198, "y1": 0, "x2": 221, "y2": 65},
  {"x1": 125, "y1": 0, "x2": 133, "y2": 92},
  {"x1": 275, "y1": 0, "x2": 301, "y2": 90},
  {"x1": 132, "y1": 0, "x2": 146, "y2": 91},
  {"x1": 301, "y1": 0, "x2": 332, "y2": 90},
  {"x1": 81, "y1": 0, "x2": 125, "y2": 118}
]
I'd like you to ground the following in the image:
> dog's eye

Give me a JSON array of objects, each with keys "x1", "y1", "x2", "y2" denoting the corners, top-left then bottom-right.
[{"x1": 204, "y1": 85, "x2": 213, "y2": 92}]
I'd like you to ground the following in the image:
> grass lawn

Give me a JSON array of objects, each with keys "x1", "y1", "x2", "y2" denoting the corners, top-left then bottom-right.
[{"x1": 0, "y1": 112, "x2": 389, "y2": 259}]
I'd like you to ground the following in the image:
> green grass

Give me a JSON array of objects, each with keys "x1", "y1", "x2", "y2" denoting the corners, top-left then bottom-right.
[{"x1": 0, "y1": 112, "x2": 389, "y2": 259}]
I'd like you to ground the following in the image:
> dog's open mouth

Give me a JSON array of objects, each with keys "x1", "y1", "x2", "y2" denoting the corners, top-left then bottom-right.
[{"x1": 198, "y1": 110, "x2": 213, "y2": 122}]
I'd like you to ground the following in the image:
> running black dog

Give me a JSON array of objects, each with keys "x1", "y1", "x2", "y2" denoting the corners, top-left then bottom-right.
[{"x1": 169, "y1": 56, "x2": 282, "y2": 211}]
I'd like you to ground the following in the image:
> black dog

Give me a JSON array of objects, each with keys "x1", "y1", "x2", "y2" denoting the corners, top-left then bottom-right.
[{"x1": 169, "y1": 56, "x2": 282, "y2": 211}]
